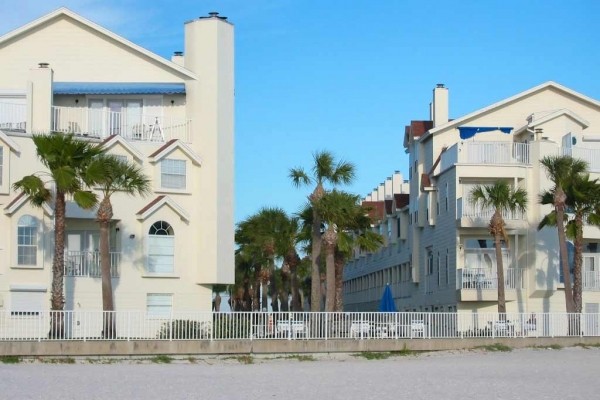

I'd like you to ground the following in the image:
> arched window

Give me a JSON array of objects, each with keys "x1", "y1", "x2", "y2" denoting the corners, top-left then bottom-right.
[
  {"x1": 147, "y1": 221, "x2": 174, "y2": 273},
  {"x1": 17, "y1": 215, "x2": 38, "y2": 265}
]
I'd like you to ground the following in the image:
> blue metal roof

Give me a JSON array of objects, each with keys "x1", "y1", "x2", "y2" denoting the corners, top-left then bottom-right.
[{"x1": 53, "y1": 82, "x2": 186, "y2": 95}]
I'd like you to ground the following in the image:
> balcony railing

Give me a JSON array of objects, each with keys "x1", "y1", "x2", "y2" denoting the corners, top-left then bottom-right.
[
  {"x1": 440, "y1": 141, "x2": 530, "y2": 173},
  {"x1": 52, "y1": 106, "x2": 191, "y2": 142},
  {"x1": 458, "y1": 198, "x2": 525, "y2": 221},
  {"x1": 64, "y1": 251, "x2": 120, "y2": 278},
  {"x1": 459, "y1": 268, "x2": 525, "y2": 290},
  {"x1": 0, "y1": 102, "x2": 26, "y2": 131},
  {"x1": 563, "y1": 146, "x2": 600, "y2": 173}
]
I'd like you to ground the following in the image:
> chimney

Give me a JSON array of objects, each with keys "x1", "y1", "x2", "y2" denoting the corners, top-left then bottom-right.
[
  {"x1": 377, "y1": 183, "x2": 385, "y2": 201},
  {"x1": 171, "y1": 51, "x2": 184, "y2": 66},
  {"x1": 392, "y1": 171, "x2": 403, "y2": 194},
  {"x1": 384, "y1": 177, "x2": 393, "y2": 198},
  {"x1": 432, "y1": 83, "x2": 449, "y2": 128},
  {"x1": 371, "y1": 188, "x2": 378, "y2": 201}
]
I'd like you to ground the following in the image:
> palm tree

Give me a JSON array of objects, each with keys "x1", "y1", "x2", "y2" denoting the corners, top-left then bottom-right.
[
  {"x1": 333, "y1": 203, "x2": 383, "y2": 311},
  {"x1": 313, "y1": 191, "x2": 384, "y2": 311},
  {"x1": 539, "y1": 155, "x2": 588, "y2": 313},
  {"x1": 290, "y1": 151, "x2": 355, "y2": 312},
  {"x1": 470, "y1": 181, "x2": 527, "y2": 316},
  {"x1": 540, "y1": 173, "x2": 600, "y2": 314},
  {"x1": 86, "y1": 155, "x2": 150, "y2": 337},
  {"x1": 236, "y1": 207, "x2": 291, "y2": 311},
  {"x1": 13, "y1": 133, "x2": 102, "y2": 338}
]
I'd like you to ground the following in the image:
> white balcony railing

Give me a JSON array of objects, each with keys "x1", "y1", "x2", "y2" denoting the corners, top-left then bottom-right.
[
  {"x1": 52, "y1": 106, "x2": 191, "y2": 142},
  {"x1": 563, "y1": 146, "x2": 600, "y2": 173},
  {"x1": 460, "y1": 141, "x2": 530, "y2": 165},
  {"x1": 64, "y1": 251, "x2": 120, "y2": 278},
  {"x1": 0, "y1": 101, "x2": 26, "y2": 131},
  {"x1": 459, "y1": 268, "x2": 525, "y2": 290},
  {"x1": 459, "y1": 198, "x2": 525, "y2": 221},
  {"x1": 583, "y1": 271, "x2": 600, "y2": 291}
]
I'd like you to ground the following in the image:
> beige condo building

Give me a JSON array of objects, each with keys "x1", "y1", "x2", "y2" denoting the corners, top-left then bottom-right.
[
  {"x1": 0, "y1": 8, "x2": 234, "y2": 316},
  {"x1": 344, "y1": 82, "x2": 600, "y2": 316}
]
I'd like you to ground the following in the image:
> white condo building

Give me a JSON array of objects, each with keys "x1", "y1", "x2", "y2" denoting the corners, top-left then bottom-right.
[
  {"x1": 0, "y1": 8, "x2": 234, "y2": 315},
  {"x1": 344, "y1": 82, "x2": 600, "y2": 315}
]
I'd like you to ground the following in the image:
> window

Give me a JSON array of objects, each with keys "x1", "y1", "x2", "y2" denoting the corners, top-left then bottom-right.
[
  {"x1": 445, "y1": 183, "x2": 449, "y2": 212},
  {"x1": 11, "y1": 290, "x2": 44, "y2": 316},
  {"x1": 396, "y1": 218, "x2": 401, "y2": 238},
  {"x1": 147, "y1": 221, "x2": 174, "y2": 273},
  {"x1": 446, "y1": 250, "x2": 450, "y2": 285},
  {"x1": 161, "y1": 159, "x2": 186, "y2": 189},
  {"x1": 146, "y1": 293, "x2": 172, "y2": 317},
  {"x1": 427, "y1": 248, "x2": 434, "y2": 275},
  {"x1": 17, "y1": 215, "x2": 38, "y2": 265},
  {"x1": 113, "y1": 154, "x2": 128, "y2": 163},
  {"x1": 437, "y1": 252, "x2": 441, "y2": 286}
]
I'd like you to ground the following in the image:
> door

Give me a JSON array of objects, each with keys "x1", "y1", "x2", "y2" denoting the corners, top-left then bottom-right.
[
  {"x1": 126, "y1": 100, "x2": 143, "y2": 139},
  {"x1": 107, "y1": 100, "x2": 123, "y2": 136},
  {"x1": 88, "y1": 100, "x2": 104, "y2": 136}
]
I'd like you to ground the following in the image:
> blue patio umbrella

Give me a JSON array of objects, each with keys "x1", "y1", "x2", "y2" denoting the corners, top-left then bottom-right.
[{"x1": 379, "y1": 284, "x2": 397, "y2": 312}]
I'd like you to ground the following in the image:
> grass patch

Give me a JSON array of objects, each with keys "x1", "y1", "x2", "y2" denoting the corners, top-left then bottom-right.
[
  {"x1": 150, "y1": 355, "x2": 173, "y2": 364},
  {"x1": 532, "y1": 344, "x2": 562, "y2": 350},
  {"x1": 353, "y1": 352, "x2": 391, "y2": 360},
  {"x1": 575, "y1": 343, "x2": 600, "y2": 349},
  {"x1": 236, "y1": 355, "x2": 254, "y2": 364},
  {"x1": 390, "y1": 344, "x2": 414, "y2": 357},
  {"x1": 187, "y1": 356, "x2": 197, "y2": 364},
  {"x1": 475, "y1": 343, "x2": 512, "y2": 352},
  {"x1": 283, "y1": 354, "x2": 315, "y2": 362},
  {"x1": 0, "y1": 355, "x2": 21, "y2": 364},
  {"x1": 42, "y1": 357, "x2": 76, "y2": 364}
]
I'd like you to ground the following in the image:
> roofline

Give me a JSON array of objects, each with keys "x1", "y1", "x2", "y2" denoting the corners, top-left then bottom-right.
[
  {"x1": 421, "y1": 81, "x2": 600, "y2": 141},
  {"x1": 0, "y1": 7, "x2": 198, "y2": 80}
]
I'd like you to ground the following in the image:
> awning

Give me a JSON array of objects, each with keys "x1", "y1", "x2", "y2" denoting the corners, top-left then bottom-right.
[
  {"x1": 458, "y1": 126, "x2": 513, "y2": 140},
  {"x1": 53, "y1": 82, "x2": 186, "y2": 95}
]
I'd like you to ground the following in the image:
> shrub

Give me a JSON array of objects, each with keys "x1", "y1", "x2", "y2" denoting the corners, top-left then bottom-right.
[{"x1": 157, "y1": 319, "x2": 211, "y2": 339}]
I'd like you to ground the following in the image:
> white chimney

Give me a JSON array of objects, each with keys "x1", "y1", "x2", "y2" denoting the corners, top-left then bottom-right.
[
  {"x1": 433, "y1": 83, "x2": 449, "y2": 128},
  {"x1": 377, "y1": 183, "x2": 385, "y2": 201},
  {"x1": 384, "y1": 177, "x2": 393, "y2": 198}
]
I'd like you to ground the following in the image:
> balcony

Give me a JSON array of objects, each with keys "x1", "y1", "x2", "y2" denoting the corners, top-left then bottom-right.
[
  {"x1": 52, "y1": 106, "x2": 191, "y2": 142},
  {"x1": 456, "y1": 198, "x2": 527, "y2": 228},
  {"x1": 563, "y1": 146, "x2": 600, "y2": 173},
  {"x1": 458, "y1": 267, "x2": 525, "y2": 301},
  {"x1": 0, "y1": 102, "x2": 26, "y2": 131},
  {"x1": 64, "y1": 251, "x2": 120, "y2": 278},
  {"x1": 441, "y1": 141, "x2": 530, "y2": 172}
]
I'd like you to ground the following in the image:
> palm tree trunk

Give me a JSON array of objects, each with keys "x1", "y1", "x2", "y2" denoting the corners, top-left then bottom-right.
[
  {"x1": 334, "y1": 249, "x2": 345, "y2": 312},
  {"x1": 289, "y1": 253, "x2": 302, "y2": 311},
  {"x1": 323, "y1": 227, "x2": 336, "y2": 312},
  {"x1": 573, "y1": 214, "x2": 584, "y2": 314},
  {"x1": 50, "y1": 190, "x2": 66, "y2": 338},
  {"x1": 98, "y1": 197, "x2": 115, "y2": 338},
  {"x1": 311, "y1": 209, "x2": 322, "y2": 312},
  {"x1": 556, "y1": 193, "x2": 575, "y2": 313},
  {"x1": 494, "y1": 231, "x2": 507, "y2": 317}
]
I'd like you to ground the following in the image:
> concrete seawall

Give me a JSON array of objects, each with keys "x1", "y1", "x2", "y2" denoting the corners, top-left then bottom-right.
[{"x1": 2, "y1": 337, "x2": 599, "y2": 357}]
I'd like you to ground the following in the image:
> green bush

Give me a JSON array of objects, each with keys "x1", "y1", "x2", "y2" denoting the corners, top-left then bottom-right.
[{"x1": 157, "y1": 319, "x2": 211, "y2": 339}]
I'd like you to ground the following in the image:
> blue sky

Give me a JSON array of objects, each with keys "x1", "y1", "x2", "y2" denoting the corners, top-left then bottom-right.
[{"x1": 2, "y1": 0, "x2": 600, "y2": 223}]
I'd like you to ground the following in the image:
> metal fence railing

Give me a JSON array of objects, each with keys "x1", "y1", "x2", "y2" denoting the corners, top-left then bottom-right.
[{"x1": 1, "y1": 311, "x2": 599, "y2": 341}]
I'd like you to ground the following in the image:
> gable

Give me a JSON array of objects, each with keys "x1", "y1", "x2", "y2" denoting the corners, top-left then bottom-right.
[
  {"x1": 0, "y1": 11, "x2": 194, "y2": 89},
  {"x1": 100, "y1": 135, "x2": 143, "y2": 162},
  {"x1": 148, "y1": 139, "x2": 202, "y2": 165},
  {"x1": 136, "y1": 195, "x2": 189, "y2": 222},
  {"x1": 427, "y1": 82, "x2": 600, "y2": 142}
]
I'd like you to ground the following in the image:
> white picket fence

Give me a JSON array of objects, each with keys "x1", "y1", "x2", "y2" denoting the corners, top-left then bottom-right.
[{"x1": 1, "y1": 311, "x2": 598, "y2": 341}]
